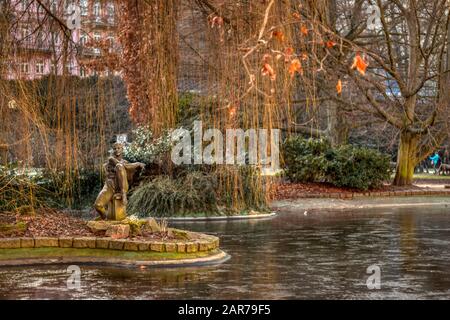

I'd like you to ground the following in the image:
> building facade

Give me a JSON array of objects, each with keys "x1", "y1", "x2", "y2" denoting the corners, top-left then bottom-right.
[{"x1": 3, "y1": 0, "x2": 119, "y2": 80}]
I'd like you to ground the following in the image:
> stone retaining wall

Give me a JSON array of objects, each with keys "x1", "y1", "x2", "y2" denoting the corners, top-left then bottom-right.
[
  {"x1": 0, "y1": 235, "x2": 220, "y2": 253},
  {"x1": 295, "y1": 189, "x2": 450, "y2": 200}
]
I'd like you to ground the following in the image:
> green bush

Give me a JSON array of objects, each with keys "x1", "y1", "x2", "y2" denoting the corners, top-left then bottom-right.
[
  {"x1": 326, "y1": 145, "x2": 391, "y2": 190},
  {"x1": 127, "y1": 172, "x2": 219, "y2": 218},
  {"x1": 282, "y1": 136, "x2": 391, "y2": 190},
  {"x1": 283, "y1": 136, "x2": 330, "y2": 182}
]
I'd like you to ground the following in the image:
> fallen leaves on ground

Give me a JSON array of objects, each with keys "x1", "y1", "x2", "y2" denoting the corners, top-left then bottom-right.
[
  {"x1": 20, "y1": 209, "x2": 93, "y2": 238},
  {"x1": 272, "y1": 182, "x2": 428, "y2": 200}
]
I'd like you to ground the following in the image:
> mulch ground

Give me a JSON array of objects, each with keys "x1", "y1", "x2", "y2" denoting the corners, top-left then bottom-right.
[
  {"x1": 0, "y1": 209, "x2": 178, "y2": 241},
  {"x1": 0, "y1": 209, "x2": 93, "y2": 238},
  {"x1": 272, "y1": 180, "x2": 442, "y2": 200}
]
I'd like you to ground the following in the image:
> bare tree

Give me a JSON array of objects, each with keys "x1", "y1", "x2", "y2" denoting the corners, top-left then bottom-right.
[{"x1": 310, "y1": 0, "x2": 450, "y2": 185}]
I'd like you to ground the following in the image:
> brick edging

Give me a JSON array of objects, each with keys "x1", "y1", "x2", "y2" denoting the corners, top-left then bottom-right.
[
  {"x1": 288, "y1": 189, "x2": 450, "y2": 200},
  {"x1": 0, "y1": 234, "x2": 220, "y2": 253}
]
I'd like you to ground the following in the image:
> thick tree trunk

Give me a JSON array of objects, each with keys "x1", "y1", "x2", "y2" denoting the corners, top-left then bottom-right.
[
  {"x1": 327, "y1": 101, "x2": 348, "y2": 147},
  {"x1": 393, "y1": 131, "x2": 419, "y2": 186}
]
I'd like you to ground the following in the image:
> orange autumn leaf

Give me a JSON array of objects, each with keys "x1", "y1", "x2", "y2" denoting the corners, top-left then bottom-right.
[
  {"x1": 228, "y1": 105, "x2": 237, "y2": 117},
  {"x1": 284, "y1": 47, "x2": 294, "y2": 62},
  {"x1": 288, "y1": 59, "x2": 302, "y2": 77},
  {"x1": 300, "y1": 25, "x2": 308, "y2": 36},
  {"x1": 261, "y1": 63, "x2": 276, "y2": 81},
  {"x1": 272, "y1": 30, "x2": 285, "y2": 42},
  {"x1": 326, "y1": 40, "x2": 336, "y2": 48},
  {"x1": 351, "y1": 53, "x2": 368, "y2": 75},
  {"x1": 336, "y1": 79, "x2": 342, "y2": 94},
  {"x1": 292, "y1": 12, "x2": 301, "y2": 20},
  {"x1": 285, "y1": 47, "x2": 294, "y2": 56}
]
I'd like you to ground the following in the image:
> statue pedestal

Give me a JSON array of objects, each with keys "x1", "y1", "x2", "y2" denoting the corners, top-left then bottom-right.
[{"x1": 107, "y1": 193, "x2": 127, "y2": 221}]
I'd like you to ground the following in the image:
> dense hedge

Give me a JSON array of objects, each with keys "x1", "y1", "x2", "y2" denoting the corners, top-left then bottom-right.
[
  {"x1": 283, "y1": 136, "x2": 330, "y2": 182},
  {"x1": 325, "y1": 145, "x2": 391, "y2": 190},
  {"x1": 283, "y1": 137, "x2": 391, "y2": 190}
]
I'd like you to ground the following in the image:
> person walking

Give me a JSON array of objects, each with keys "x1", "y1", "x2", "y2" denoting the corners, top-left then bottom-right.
[{"x1": 429, "y1": 152, "x2": 441, "y2": 174}]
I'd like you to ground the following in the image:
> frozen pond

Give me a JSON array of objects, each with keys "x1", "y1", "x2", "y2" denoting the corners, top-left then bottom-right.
[{"x1": 0, "y1": 206, "x2": 449, "y2": 299}]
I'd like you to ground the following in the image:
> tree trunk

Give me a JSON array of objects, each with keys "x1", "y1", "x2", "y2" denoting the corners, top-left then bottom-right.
[
  {"x1": 393, "y1": 131, "x2": 419, "y2": 186},
  {"x1": 327, "y1": 100, "x2": 348, "y2": 147}
]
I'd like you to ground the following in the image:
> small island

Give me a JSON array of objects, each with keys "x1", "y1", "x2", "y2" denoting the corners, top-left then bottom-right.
[{"x1": 0, "y1": 209, "x2": 224, "y2": 267}]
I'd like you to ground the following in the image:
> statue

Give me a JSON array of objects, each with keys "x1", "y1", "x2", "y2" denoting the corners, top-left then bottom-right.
[{"x1": 94, "y1": 142, "x2": 145, "y2": 220}]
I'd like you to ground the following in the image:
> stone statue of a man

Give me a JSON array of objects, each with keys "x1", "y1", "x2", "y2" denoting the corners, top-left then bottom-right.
[{"x1": 94, "y1": 142, "x2": 145, "y2": 220}]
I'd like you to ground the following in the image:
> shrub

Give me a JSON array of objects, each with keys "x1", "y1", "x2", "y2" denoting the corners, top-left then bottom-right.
[
  {"x1": 127, "y1": 172, "x2": 219, "y2": 218},
  {"x1": 283, "y1": 136, "x2": 330, "y2": 182},
  {"x1": 124, "y1": 126, "x2": 173, "y2": 165},
  {"x1": 326, "y1": 145, "x2": 391, "y2": 190},
  {"x1": 282, "y1": 136, "x2": 391, "y2": 190}
]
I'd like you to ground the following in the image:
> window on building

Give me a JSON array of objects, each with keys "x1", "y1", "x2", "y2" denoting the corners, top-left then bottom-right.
[
  {"x1": 51, "y1": 31, "x2": 59, "y2": 45},
  {"x1": 21, "y1": 0, "x2": 29, "y2": 10},
  {"x1": 37, "y1": 4, "x2": 45, "y2": 14},
  {"x1": 107, "y1": 36, "x2": 114, "y2": 52},
  {"x1": 93, "y1": 32, "x2": 101, "y2": 54},
  {"x1": 107, "y1": 2, "x2": 114, "y2": 22},
  {"x1": 65, "y1": 64, "x2": 72, "y2": 74},
  {"x1": 20, "y1": 62, "x2": 29, "y2": 74},
  {"x1": 35, "y1": 61, "x2": 45, "y2": 74},
  {"x1": 20, "y1": 27, "x2": 29, "y2": 41},
  {"x1": 80, "y1": 0, "x2": 88, "y2": 16},
  {"x1": 36, "y1": 31, "x2": 44, "y2": 47},
  {"x1": 93, "y1": 1, "x2": 101, "y2": 17},
  {"x1": 80, "y1": 33, "x2": 88, "y2": 46},
  {"x1": 50, "y1": 0, "x2": 57, "y2": 13}
]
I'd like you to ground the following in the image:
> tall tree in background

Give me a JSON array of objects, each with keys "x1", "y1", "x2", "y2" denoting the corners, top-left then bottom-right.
[{"x1": 310, "y1": 0, "x2": 450, "y2": 185}]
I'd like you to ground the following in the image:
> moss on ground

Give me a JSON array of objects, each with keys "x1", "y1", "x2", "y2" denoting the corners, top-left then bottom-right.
[
  {"x1": 0, "y1": 247, "x2": 218, "y2": 261},
  {"x1": 0, "y1": 222, "x2": 28, "y2": 236}
]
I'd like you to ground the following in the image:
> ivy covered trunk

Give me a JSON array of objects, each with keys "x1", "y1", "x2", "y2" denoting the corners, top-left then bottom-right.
[{"x1": 393, "y1": 131, "x2": 419, "y2": 186}]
